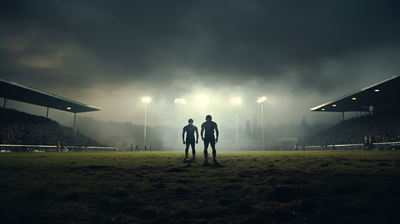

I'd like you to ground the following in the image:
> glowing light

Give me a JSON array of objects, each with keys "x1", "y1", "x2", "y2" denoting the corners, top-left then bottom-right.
[
  {"x1": 67, "y1": 107, "x2": 71, "y2": 110},
  {"x1": 322, "y1": 108, "x2": 325, "y2": 111},
  {"x1": 142, "y1": 97, "x2": 151, "y2": 103},
  {"x1": 257, "y1": 96, "x2": 267, "y2": 103},
  {"x1": 332, "y1": 104, "x2": 336, "y2": 107},
  {"x1": 352, "y1": 98, "x2": 356, "y2": 100},
  {"x1": 198, "y1": 96, "x2": 209, "y2": 105},
  {"x1": 374, "y1": 89, "x2": 380, "y2": 92},
  {"x1": 232, "y1": 97, "x2": 241, "y2": 141},
  {"x1": 142, "y1": 97, "x2": 151, "y2": 146},
  {"x1": 258, "y1": 96, "x2": 267, "y2": 149},
  {"x1": 231, "y1": 98, "x2": 242, "y2": 105},
  {"x1": 174, "y1": 98, "x2": 186, "y2": 104}
]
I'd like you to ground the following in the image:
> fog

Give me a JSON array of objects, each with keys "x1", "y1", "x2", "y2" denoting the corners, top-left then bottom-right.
[{"x1": 1, "y1": 1, "x2": 399, "y2": 146}]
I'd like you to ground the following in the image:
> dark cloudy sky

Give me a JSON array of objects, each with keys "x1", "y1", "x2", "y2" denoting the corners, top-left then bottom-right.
[{"x1": 1, "y1": 0, "x2": 399, "y2": 129}]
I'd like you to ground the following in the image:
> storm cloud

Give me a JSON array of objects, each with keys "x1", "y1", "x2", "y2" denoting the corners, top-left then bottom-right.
[{"x1": 1, "y1": 0, "x2": 399, "y2": 128}]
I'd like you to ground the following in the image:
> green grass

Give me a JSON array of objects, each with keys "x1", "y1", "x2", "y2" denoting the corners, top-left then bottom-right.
[{"x1": 1, "y1": 150, "x2": 400, "y2": 223}]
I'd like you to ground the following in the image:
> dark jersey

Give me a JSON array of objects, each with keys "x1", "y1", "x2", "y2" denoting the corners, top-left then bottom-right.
[
  {"x1": 183, "y1": 124, "x2": 198, "y2": 141},
  {"x1": 201, "y1": 121, "x2": 218, "y2": 139}
]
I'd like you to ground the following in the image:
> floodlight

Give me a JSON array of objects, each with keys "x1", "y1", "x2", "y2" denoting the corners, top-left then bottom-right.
[
  {"x1": 174, "y1": 98, "x2": 186, "y2": 104},
  {"x1": 257, "y1": 96, "x2": 267, "y2": 103},
  {"x1": 231, "y1": 97, "x2": 241, "y2": 141},
  {"x1": 231, "y1": 98, "x2": 241, "y2": 105},
  {"x1": 141, "y1": 97, "x2": 151, "y2": 147},
  {"x1": 257, "y1": 96, "x2": 267, "y2": 149},
  {"x1": 142, "y1": 97, "x2": 151, "y2": 103}
]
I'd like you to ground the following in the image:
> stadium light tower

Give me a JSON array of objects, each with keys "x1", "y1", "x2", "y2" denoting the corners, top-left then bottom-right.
[
  {"x1": 174, "y1": 98, "x2": 186, "y2": 144},
  {"x1": 231, "y1": 98, "x2": 241, "y2": 142},
  {"x1": 142, "y1": 97, "x2": 151, "y2": 147},
  {"x1": 257, "y1": 96, "x2": 267, "y2": 150}
]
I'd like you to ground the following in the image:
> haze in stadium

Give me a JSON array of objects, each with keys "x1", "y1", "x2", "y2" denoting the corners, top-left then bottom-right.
[{"x1": 1, "y1": 1, "x2": 399, "y2": 131}]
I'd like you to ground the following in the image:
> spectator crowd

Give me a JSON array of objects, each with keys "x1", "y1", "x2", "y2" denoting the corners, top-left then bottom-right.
[
  {"x1": 303, "y1": 111, "x2": 400, "y2": 146},
  {"x1": 0, "y1": 107, "x2": 103, "y2": 147}
]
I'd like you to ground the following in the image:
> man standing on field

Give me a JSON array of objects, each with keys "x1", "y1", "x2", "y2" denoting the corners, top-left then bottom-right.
[
  {"x1": 182, "y1": 118, "x2": 199, "y2": 159},
  {"x1": 201, "y1": 115, "x2": 219, "y2": 163}
]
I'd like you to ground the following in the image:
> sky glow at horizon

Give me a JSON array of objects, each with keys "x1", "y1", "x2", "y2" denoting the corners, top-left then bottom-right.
[{"x1": 0, "y1": 0, "x2": 399, "y2": 129}]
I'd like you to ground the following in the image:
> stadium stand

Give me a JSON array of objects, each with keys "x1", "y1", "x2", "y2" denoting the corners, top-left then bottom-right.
[
  {"x1": 303, "y1": 111, "x2": 400, "y2": 147},
  {"x1": 304, "y1": 74, "x2": 400, "y2": 150},
  {"x1": 0, "y1": 107, "x2": 103, "y2": 149},
  {"x1": 0, "y1": 78, "x2": 101, "y2": 131},
  {"x1": 0, "y1": 78, "x2": 112, "y2": 152},
  {"x1": 310, "y1": 74, "x2": 400, "y2": 116}
]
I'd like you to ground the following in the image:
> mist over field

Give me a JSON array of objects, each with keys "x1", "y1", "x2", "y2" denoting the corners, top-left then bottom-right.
[
  {"x1": 56, "y1": 114, "x2": 331, "y2": 149},
  {"x1": 1, "y1": 1, "x2": 399, "y2": 134}
]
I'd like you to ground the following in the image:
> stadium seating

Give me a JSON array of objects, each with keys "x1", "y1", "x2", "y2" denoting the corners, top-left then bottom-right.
[
  {"x1": 303, "y1": 111, "x2": 400, "y2": 146},
  {"x1": 0, "y1": 107, "x2": 103, "y2": 147}
]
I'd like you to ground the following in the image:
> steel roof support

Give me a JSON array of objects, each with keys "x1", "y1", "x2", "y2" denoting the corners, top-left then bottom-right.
[{"x1": 73, "y1": 113, "x2": 76, "y2": 131}]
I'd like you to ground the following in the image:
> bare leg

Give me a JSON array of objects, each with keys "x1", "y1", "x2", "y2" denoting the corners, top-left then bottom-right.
[
  {"x1": 210, "y1": 141, "x2": 216, "y2": 162},
  {"x1": 204, "y1": 141, "x2": 209, "y2": 162},
  {"x1": 191, "y1": 143, "x2": 196, "y2": 158},
  {"x1": 185, "y1": 144, "x2": 190, "y2": 158}
]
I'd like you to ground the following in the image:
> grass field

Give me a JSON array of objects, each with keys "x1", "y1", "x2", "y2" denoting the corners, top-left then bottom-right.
[{"x1": 1, "y1": 150, "x2": 400, "y2": 224}]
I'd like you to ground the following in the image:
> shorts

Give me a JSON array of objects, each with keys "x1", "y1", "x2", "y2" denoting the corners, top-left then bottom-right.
[
  {"x1": 186, "y1": 138, "x2": 195, "y2": 144},
  {"x1": 203, "y1": 135, "x2": 215, "y2": 144}
]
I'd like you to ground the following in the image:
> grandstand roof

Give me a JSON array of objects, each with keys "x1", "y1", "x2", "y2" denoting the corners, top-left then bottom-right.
[
  {"x1": 0, "y1": 78, "x2": 101, "y2": 113},
  {"x1": 310, "y1": 74, "x2": 400, "y2": 113}
]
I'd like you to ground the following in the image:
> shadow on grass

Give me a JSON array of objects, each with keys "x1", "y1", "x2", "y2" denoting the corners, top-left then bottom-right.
[
  {"x1": 182, "y1": 158, "x2": 197, "y2": 163},
  {"x1": 202, "y1": 161, "x2": 227, "y2": 168}
]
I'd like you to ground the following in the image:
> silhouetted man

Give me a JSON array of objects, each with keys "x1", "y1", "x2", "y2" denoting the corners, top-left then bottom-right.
[
  {"x1": 56, "y1": 140, "x2": 60, "y2": 152},
  {"x1": 182, "y1": 118, "x2": 199, "y2": 159},
  {"x1": 364, "y1": 134, "x2": 369, "y2": 150},
  {"x1": 201, "y1": 115, "x2": 219, "y2": 163},
  {"x1": 369, "y1": 135, "x2": 374, "y2": 151}
]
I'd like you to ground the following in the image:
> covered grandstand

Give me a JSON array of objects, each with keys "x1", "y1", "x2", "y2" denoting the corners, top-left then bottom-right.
[
  {"x1": 0, "y1": 78, "x2": 101, "y2": 130},
  {"x1": 306, "y1": 74, "x2": 400, "y2": 150},
  {"x1": 310, "y1": 74, "x2": 400, "y2": 119},
  {"x1": 0, "y1": 78, "x2": 117, "y2": 152}
]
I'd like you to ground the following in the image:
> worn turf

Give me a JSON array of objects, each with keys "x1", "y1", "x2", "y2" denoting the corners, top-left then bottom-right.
[{"x1": 1, "y1": 150, "x2": 400, "y2": 223}]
